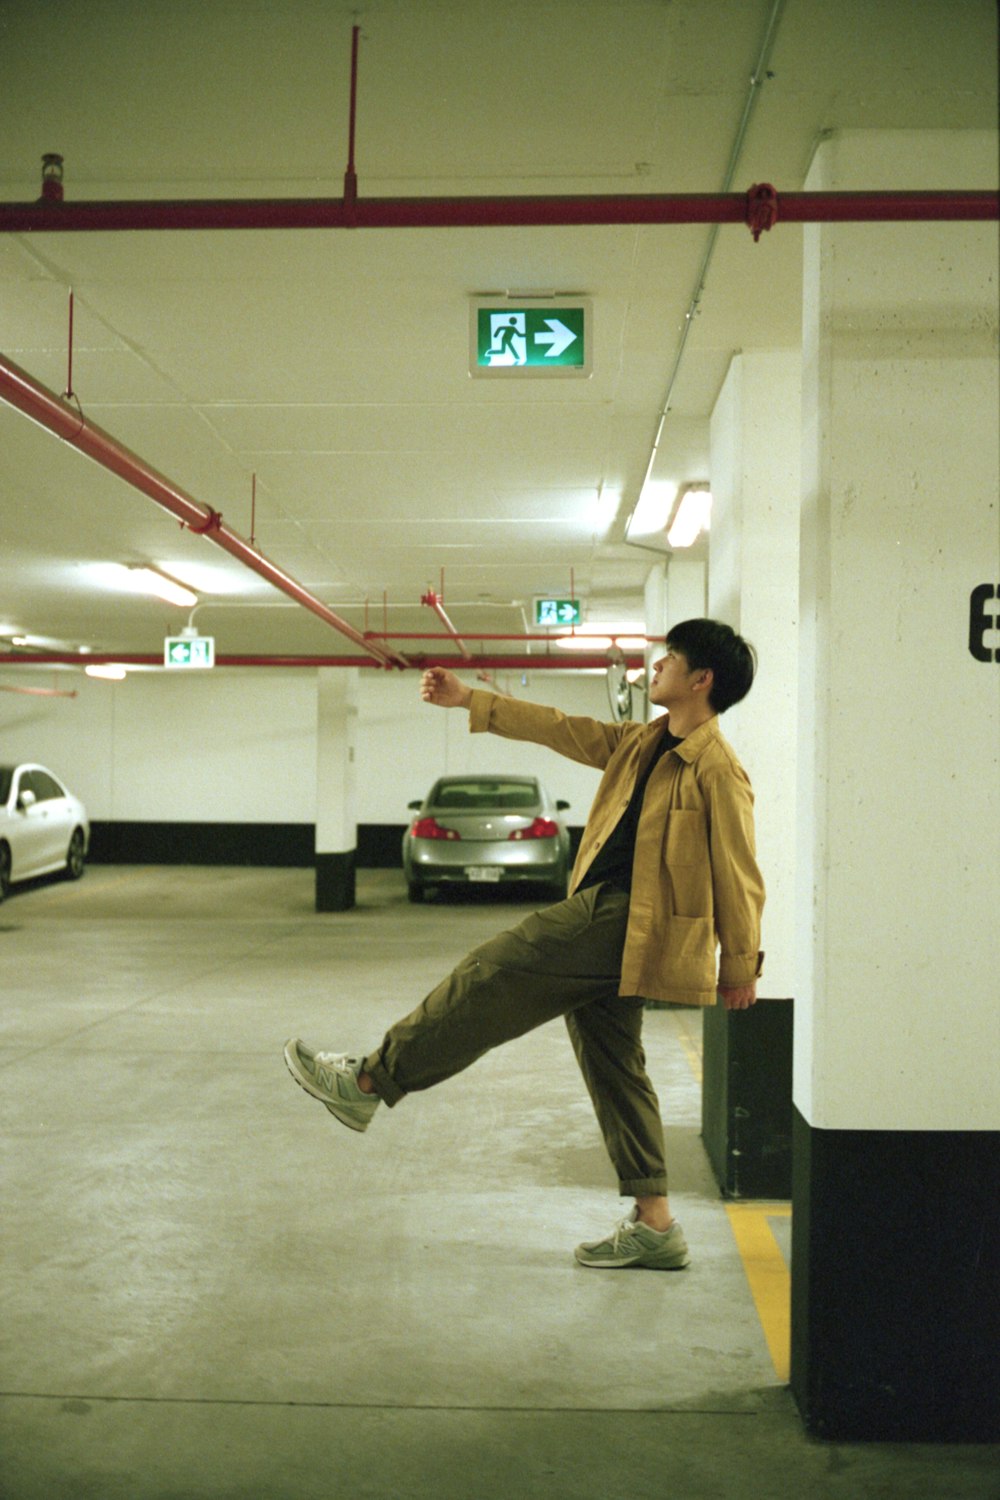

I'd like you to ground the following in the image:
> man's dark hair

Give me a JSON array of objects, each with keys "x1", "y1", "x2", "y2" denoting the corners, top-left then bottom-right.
[{"x1": 665, "y1": 618, "x2": 757, "y2": 713}]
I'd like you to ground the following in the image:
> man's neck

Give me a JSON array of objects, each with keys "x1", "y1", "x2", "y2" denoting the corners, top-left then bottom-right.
[{"x1": 664, "y1": 704, "x2": 716, "y2": 739}]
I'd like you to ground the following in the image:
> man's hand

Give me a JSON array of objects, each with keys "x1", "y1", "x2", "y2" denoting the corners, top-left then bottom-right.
[
  {"x1": 718, "y1": 981, "x2": 757, "y2": 1011},
  {"x1": 420, "y1": 667, "x2": 473, "y2": 709}
]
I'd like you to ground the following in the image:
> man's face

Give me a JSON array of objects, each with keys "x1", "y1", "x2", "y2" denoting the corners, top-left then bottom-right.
[{"x1": 648, "y1": 646, "x2": 704, "y2": 710}]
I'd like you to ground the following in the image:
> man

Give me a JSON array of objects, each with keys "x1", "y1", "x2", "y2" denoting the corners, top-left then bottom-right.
[{"x1": 284, "y1": 618, "x2": 764, "y2": 1271}]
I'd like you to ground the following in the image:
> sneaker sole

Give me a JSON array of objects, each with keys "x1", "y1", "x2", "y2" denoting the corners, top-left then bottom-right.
[
  {"x1": 574, "y1": 1248, "x2": 691, "y2": 1270},
  {"x1": 282, "y1": 1043, "x2": 372, "y2": 1133}
]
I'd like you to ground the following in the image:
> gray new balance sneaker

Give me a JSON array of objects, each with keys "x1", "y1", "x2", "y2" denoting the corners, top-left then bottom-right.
[
  {"x1": 574, "y1": 1208, "x2": 690, "y2": 1269},
  {"x1": 283, "y1": 1040, "x2": 380, "y2": 1132}
]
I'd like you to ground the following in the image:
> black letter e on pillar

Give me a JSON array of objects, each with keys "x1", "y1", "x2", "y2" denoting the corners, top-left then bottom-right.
[{"x1": 969, "y1": 583, "x2": 999, "y2": 662}]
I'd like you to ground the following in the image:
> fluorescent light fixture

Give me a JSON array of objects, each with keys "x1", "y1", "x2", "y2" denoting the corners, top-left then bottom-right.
[
  {"x1": 626, "y1": 480, "x2": 676, "y2": 537},
  {"x1": 667, "y1": 486, "x2": 712, "y2": 548},
  {"x1": 85, "y1": 663, "x2": 127, "y2": 680},
  {"x1": 125, "y1": 566, "x2": 198, "y2": 608},
  {"x1": 554, "y1": 634, "x2": 613, "y2": 651},
  {"x1": 554, "y1": 633, "x2": 648, "y2": 652},
  {"x1": 590, "y1": 486, "x2": 621, "y2": 533}
]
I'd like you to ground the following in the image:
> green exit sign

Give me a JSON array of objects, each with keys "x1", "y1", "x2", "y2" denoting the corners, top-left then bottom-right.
[
  {"x1": 471, "y1": 298, "x2": 591, "y2": 377},
  {"x1": 164, "y1": 635, "x2": 215, "y2": 669},
  {"x1": 534, "y1": 598, "x2": 582, "y2": 627}
]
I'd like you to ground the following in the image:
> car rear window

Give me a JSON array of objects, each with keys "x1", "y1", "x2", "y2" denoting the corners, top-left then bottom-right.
[
  {"x1": 432, "y1": 780, "x2": 539, "y2": 811},
  {"x1": 0, "y1": 768, "x2": 12, "y2": 804}
]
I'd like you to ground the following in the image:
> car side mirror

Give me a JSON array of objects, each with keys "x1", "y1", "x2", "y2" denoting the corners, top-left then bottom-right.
[
  {"x1": 18, "y1": 788, "x2": 36, "y2": 810},
  {"x1": 408, "y1": 800, "x2": 422, "y2": 810},
  {"x1": 556, "y1": 800, "x2": 570, "y2": 811}
]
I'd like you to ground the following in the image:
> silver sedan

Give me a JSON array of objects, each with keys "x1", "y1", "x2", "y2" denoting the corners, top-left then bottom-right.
[
  {"x1": 402, "y1": 774, "x2": 571, "y2": 903},
  {"x1": 0, "y1": 763, "x2": 90, "y2": 902}
]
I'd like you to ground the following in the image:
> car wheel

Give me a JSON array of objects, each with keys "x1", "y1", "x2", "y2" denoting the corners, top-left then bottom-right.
[
  {"x1": 0, "y1": 843, "x2": 10, "y2": 903},
  {"x1": 65, "y1": 828, "x2": 86, "y2": 881},
  {"x1": 407, "y1": 881, "x2": 425, "y2": 903}
]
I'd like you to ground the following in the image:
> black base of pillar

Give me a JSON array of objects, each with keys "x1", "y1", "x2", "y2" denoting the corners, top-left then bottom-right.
[
  {"x1": 315, "y1": 850, "x2": 356, "y2": 911},
  {"x1": 701, "y1": 998, "x2": 793, "y2": 1198},
  {"x1": 790, "y1": 1107, "x2": 1000, "y2": 1441}
]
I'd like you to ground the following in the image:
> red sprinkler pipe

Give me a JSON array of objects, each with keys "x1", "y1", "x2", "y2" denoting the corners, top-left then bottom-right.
[
  {"x1": 365, "y1": 631, "x2": 664, "y2": 643},
  {"x1": 1, "y1": 189, "x2": 995, "y2": 235},
  {"x1": 343, "y1": 24, "x2": 360, "y2": 215},
  {"x1": 4, "y1": 651, "x2": 645, "y2": 672},
  {"x1": 0, "y1": 681, "x2": 78, "y2": 697},
  {"x1": 0, "y1": 353, "x2": 406, "y2": 669},
  {"x1": 420, "y1": 588, "x2": 473, "y2": 661}
]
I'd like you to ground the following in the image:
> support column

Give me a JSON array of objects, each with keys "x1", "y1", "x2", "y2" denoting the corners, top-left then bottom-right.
[
  {"x1": 643, "y1": 560, "x2": 667, "y2": 720},
  {"x1": 315, "y1": 668, "x2": 358, "y2": 911},
  {"x1": 702, "y1": 351, "x2": 801, "y2": 1196},
  {"x1": 665, "y1": 555, "x2": 706, "y2": 625},
  {"x1": 793, "y1": 129, "x2": 1000, "y2": 1441},
  {"x1": 709, "y1": 349, "x2": 801, "y2": 998}
]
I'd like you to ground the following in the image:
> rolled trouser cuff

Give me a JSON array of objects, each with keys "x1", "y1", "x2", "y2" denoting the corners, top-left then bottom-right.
[
  {"x1": 362, "y1": 1051, "x2": 406, "y2": 1107},
  {"x1": 619, "y1": 1176, "x2": 669, "y2": 1198}
]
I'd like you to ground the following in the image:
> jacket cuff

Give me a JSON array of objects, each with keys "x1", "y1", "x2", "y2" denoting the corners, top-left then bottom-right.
[
  {"x1": 718, "y1": 950, "x2": 765, "y2": 987},
  {"x1": 467, "y1": 689, "x2": 494, "y2": 734}
]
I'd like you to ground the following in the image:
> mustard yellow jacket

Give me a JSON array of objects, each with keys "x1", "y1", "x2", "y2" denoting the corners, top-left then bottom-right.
[{"x1": 469, "y1": 691, "x2": 765, "y2": 1006}]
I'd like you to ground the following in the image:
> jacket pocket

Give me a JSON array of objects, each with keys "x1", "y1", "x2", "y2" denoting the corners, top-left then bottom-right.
[
  {"x1": 664, "y1": 809, "x2": 712, "y2": 918},
  {"x1": 660, "y1": 914, "x2": 716, "y2": 991}
]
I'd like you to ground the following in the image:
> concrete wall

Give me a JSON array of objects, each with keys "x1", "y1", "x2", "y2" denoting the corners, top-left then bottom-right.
[{"x1": 0, "y1": 666, "x2": 612, "y2": 829}]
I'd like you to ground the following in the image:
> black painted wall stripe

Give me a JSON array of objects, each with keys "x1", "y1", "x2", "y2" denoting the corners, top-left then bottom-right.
[
  {"x1": 88, "y1": 822, "x2": 585, "y2": 869},
  {"x1": 790, "y1": 1107, "x2": 1000, "y2": 1441}
]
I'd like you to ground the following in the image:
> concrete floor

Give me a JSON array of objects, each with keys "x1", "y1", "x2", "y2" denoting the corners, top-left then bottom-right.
[{"x1": 1, "y1": 866, "x2": 997, "y2": 1500}]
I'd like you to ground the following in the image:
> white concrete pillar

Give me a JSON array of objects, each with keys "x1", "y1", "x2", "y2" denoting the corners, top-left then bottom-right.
[
  {"x1": 665, "y1": 555, "x2": 706, "y2": 625},
  {"x1": 791, "y1": 129, "x2": 1000, "y2": 1441},
  {"x1": 315, "y1": 668, "x2": 359, "y2": 910},
  {"x1": 643, "y1": 560, "x2": 667, "y2": 720},
  {"x1": 709, "y1": 350, "x2": 801, "y2": 999}
]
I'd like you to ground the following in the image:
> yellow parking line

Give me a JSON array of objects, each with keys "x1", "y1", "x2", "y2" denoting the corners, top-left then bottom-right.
[
  {"x1": 669, "y1": 1007, "x2": 704, "y2": 1083},
  {"x1": 663, "y1": 1009, "x2": 790, "y2": 1382},
  {"x1": 725, "y1": 1203, "x2": 792, "y2": 1383}
]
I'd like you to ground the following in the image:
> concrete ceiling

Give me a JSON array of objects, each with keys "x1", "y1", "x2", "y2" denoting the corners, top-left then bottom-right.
[{"x1": 0, "y1": 0, "x2": 996, "y2": 670}]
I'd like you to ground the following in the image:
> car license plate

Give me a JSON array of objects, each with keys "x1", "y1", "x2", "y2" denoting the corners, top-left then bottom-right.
[{"x1": 465, "y1": 866, "x2": 501, "y2": 883}]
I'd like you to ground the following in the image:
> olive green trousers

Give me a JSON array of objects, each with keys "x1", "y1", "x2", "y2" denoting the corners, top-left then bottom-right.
[{"x1": 363, "y1": 883, "x2": 669, "y2": 1197}]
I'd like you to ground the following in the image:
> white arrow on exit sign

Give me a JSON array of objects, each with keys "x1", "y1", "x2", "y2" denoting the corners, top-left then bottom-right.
[{"x1": 534, "y1": 318, "x2": 577, "y2": 359}]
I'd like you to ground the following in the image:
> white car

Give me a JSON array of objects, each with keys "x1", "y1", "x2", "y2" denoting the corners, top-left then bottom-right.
[{"x1": 0, "y1": 763, "x2": 89, "y2": 902}]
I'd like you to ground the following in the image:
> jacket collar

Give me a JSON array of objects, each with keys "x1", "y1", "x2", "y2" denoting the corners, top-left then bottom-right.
[{"x1": 655, "y1": 713, "x2": 721, "y2": 764}]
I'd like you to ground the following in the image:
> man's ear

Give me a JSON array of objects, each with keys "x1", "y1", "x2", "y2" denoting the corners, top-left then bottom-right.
[{"x1": 692, "y1": 667, "x2": 714, "y2": 696}]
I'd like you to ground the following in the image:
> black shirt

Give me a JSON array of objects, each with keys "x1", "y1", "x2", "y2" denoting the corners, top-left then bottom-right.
[{"x1": 578, "y1": 725, "x2": 682, "y2": 894}]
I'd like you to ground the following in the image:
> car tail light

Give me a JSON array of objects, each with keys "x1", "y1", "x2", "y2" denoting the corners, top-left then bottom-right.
[
  {"x1": 410, "y1": 816, "x2": 461, "y2": 841},
  {"x1": 508, "y1": 817, "x2": 559, "y2": 841}
]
